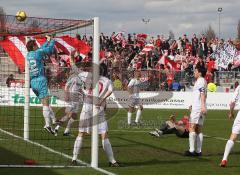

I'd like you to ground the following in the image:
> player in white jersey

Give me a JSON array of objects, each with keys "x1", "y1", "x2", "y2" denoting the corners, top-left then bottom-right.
[
  {"x1": 54, "y1": 75, "x2": 84, "y2": 136},
  {"x1": 71, "y1": 64, "x2": 119, "y2": 167},
  {"x1": 54, "y1": 54, "x2": 84, "y2": 136},
  {"x1": 127, "y1": 70, "x2": 143, "y2": 125},
  {"x1": 220, "y1": 85, "x2": 240, "y2": 167},
  {"x1": 185, "y1": 64, "x2": 207, "y2": 157}
]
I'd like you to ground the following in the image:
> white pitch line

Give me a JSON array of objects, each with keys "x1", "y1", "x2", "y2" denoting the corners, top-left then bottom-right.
[
  {"x1": 204, "y1": 134, "x2": 240, "y2": 143},
  {"x1": 0, "y1": 128, "x2": 117, "y2": 175},
  {"x1": 0, "y1": 165, "x2": 86, "y2": 168},
  {"x1": 1, "y1": 128, "x2": 151, "y2": 133},
  {"x1": 110, "y1": 130, "x2": 151, "y2": 133}
]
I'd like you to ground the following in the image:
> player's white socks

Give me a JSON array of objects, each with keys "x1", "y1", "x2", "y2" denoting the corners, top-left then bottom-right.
[
  {"x1": 49, "y1": 107, "x2": 56, "y2": 124},
  {"x1": 189, "y1": 132, "x2": 196, "y2": 152},
  {"x1": 128, "y1": 112, "x2": 132, "y2": 125},
  {"x1": 196, "y1": 133, "x2": 203, "y2": 153},
  {"x1": 102, "y1": 139, "x2": 116, "y2": 164},
  {"x1": 223, "y1": 140, "x2": 234, "y2": 161},
  {"x1": 55, "y1": 125, "x2": 60, "y2": 131},
  {"x1": 64, "y1": 118, "x2": 74, "y2": 134},
  {"x1": 135, "y1": 109, "x2": 142, "y2": 123},
  {"x1": 72, "y1": 136, "x2": 83, "y2": 161},
  {"x1": 43, "y1": 106, "x2": 51, "y2": 127},
  {"x1": 60, "y1": 115, "x2": 69, "y2": 122}
]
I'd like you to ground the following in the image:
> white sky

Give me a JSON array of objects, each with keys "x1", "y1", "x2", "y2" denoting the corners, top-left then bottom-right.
[{"x1": 1, "y1": 0, "x2": 239, "y2": 39}]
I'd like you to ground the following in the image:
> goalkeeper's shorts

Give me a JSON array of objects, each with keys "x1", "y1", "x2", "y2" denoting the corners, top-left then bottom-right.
[{"x1": 31, "y1": 76, "x2": 49, "y2": 99}]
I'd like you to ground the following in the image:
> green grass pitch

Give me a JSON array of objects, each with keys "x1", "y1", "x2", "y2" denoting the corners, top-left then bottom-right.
[{"x1": 0, "y1": 106, "x2": 240, "y2": 175}]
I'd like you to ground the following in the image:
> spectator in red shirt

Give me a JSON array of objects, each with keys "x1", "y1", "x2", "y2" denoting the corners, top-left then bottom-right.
[
  {"x1": 205, "y1": 69, "x2": 213, "y2": 84},
  {"x1": 207, "y1": 58, "x2": 215, "y2": 73},
  {"x1": 155, "y1": 35, "x2": 162, "y2": 48}
]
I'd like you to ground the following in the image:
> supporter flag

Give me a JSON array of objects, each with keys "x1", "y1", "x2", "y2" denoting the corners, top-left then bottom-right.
[
  {"x1": 111, "y1": 32, "x2": 125, "y2": 44},
  {"x1": 210, "y1": 43, "x2": 238, "y2": 69},
  {"x1": 0, "y1": 36, "x2": 91, "y2": 72},
  {"x1": 139, "y1": 44, "x2": 154, "y2": 55},
  {"x1": 158, "y1": 56, "x2": 180, "y2": 70}
]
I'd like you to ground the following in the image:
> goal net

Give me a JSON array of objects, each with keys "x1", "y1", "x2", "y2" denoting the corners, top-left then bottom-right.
[{"x1": 0, "y1": 14, "x2": 99, "y2": 168}]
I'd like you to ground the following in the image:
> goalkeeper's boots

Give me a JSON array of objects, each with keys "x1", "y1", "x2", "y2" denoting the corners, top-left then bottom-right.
[{"x1": 44, "y1": 126, "x2": 55, "y2": 135}]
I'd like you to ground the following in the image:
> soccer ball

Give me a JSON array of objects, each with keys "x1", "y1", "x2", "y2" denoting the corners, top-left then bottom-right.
[{"x1": 16, "y1": 10, "x2": 27, "y2": 22}]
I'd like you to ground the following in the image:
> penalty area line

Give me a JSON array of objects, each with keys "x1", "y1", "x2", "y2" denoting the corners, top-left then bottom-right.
[{"x1": 0, "y1": 128, "x2": 117, "y2": 175}]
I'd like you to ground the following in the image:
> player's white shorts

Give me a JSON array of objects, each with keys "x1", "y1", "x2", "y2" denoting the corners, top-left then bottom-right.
[
  {"x1": 190, "y1": 110, "x2": 205, "y2": 126},
  {"x1": 128, "y1": 97, "x2": 142, "y2": 108},
  {"x1": 65, "y1": 101, "x2": 80, "y2": 113},
  {"x1": 232, "y1": 111, "x2": 240, "y2": 134},
  {"x1": 78, "y1": 108, "x2": 108, "y2": 134}
]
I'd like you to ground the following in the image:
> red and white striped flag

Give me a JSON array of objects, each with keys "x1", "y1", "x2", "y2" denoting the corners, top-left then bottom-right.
[
  {"x1": 0, "y1": 35, "x2": 91, "y2": 72},
  {"x1": 158, "y1": 56, "x2": 180, "y2": 70}
]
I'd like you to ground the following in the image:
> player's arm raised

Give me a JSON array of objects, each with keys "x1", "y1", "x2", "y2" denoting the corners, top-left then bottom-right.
[{"x1": 40, "y1": 35, "x2": 55, "y2": 54}]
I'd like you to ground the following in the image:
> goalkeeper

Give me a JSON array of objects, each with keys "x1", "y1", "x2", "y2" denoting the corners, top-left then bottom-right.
[{"x1": 26, "y1": 35, "x2": 56, "y2": 135}]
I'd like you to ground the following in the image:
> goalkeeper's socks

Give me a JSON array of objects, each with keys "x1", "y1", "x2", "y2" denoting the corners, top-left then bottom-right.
[
  {"x1": 135, "y1": 109, "x2": 142, "y2": 123},
  {"x1": 43, "y1": 106, "x2": 51, "y2": 127},
  {"x1": 72, "y1": 136, "x2": 83, "y2": 161},
  {"x1": 49, "y1": 107, "x2": 56, "y2": 124},
  {"x1": 102, "y1": 138, "x2": 116, "y2": 164},
  {"x1": 127, "y1": 112, "x2": 132, "y2": 125}
]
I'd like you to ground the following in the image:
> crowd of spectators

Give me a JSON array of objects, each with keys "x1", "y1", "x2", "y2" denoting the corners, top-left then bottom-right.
[{"x1": 72, "y1": 32, "x2": 240, "y2": 91}]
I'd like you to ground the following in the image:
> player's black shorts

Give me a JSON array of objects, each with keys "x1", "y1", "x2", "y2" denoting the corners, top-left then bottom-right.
[{"x1": 176, "y1": 129, "x2": 189, "y2": 138}]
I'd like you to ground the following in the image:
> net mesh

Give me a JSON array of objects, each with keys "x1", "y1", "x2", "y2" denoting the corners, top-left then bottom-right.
[
  {"x1": 0, "y1": 15, "x2": 94, "y2": 167},
  {"x1": 0, "y1": 14, "x2": 93, "y2": 36}
]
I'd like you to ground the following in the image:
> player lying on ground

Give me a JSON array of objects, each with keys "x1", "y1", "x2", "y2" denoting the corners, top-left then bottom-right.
[
  {"x1": 55, "y1": 52, "x2": 84, "y2": 136},
  {"x1": 185, "y1": 64, "x2": 207, "y2": 157},
  {"x1": 149, "y1": 114, "x2": 189, "y2": 138},
  {"x1": 71, "y1": 64, "x2": 119, "y2": 167},
  {"x1": 220, "y1": 84, "x2": 240, "y2": 167},
  {"x1": 26, "y1": 35, "x2": 56, "y2": 135},
  {"x1": 127, "y1": 70, "x2": 143, "y2": 126}
]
